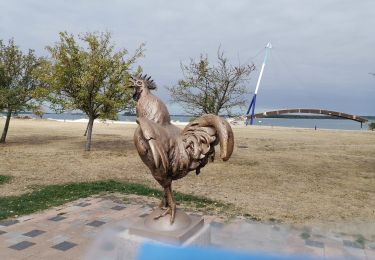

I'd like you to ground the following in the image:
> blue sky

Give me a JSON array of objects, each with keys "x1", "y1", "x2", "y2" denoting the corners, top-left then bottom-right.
[{"x1": 1, "y1": 0, "x2": 374, "y2": 115}]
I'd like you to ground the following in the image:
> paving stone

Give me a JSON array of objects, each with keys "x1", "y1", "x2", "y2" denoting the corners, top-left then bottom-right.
[
  {"x1": 324, "y1": 245, "x2": 352, "y2": 259},
  {"x1": 343, "y1": 239, "x2": 365, "y2": 249},
  {"x1": 4, "y1": 231, "x2": 26, "y2": 240},
  {"x1": 17, "y1": 216, "x2": 33, "y2": 222},
  {"x1": 22, "y1": 229, "x2": 46, "y2": 238},
  {"x1": 114, "y1": 225, "x2": 128, "y2": 232},
  {"x1": 305, "y1": 239, "x2": 324, "y2": 248},
  {"x1": 75, "y1": 202, "x2": 91, "y2": 207},
  {"x1": 81, "y1": 230, "x2": 99, "y2": 238},
  {"x1": 9, "y1": 241, "x2": 36, "y2": 250},
  {"x1": 367, "y1": 242, "x2": 375, "y2": 250},
  {"x1": 342, "y1": 247, "x2": 367, "y2": 259},
  {"x1": 0, "y1": 219, "x2": 19, "y2": 226},
  {"x1": 48, "y1": 215, "x2": 66, "y2": 222},
  {"x1": 365, "y1": 249, "x2": 375, "y2": 259},
  {"x1": 49, "y1": 234, "x2": 71, "y2": 245},
  {"x1": 210, "y1": 221, "x2": 224, "y2": 228},
  {"x1": 0, "y1": 195, "x2": 372, "y2": 260},
  {"x1": 99, "y1": 241, "x2": 116, "y2": 251},
  {"x1": 111, "y1": 205, "x2": 126, "y2": 211},
  {"x1": 51, "y1": 241, "x2": 77, "y2": 251},
  {"x1": 86, "y1": 220, "x2": 106, "y2": 227},
  {"x1": 272, "y1": 225, "x2": 280, "y2": 231},
  {"x1": 98, "y1": 217, "x2": 112, "y2": 223}
]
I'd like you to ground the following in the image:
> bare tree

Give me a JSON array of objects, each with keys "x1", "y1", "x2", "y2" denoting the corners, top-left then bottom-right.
[{"x1": 167, "y1": 49, "x2": 255, "y2": 116}]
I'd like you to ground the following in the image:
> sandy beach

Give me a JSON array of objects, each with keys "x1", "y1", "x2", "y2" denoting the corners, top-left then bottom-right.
[{"x1": 0, "y1": 118, "x2": 374, "y2": 224}]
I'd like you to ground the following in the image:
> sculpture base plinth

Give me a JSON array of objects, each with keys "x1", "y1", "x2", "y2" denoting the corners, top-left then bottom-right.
[
  {"x1": 119, "y1": 209, "x2": 211, "y2": 253},
  {"x1": 127, "y1": 208, "x2": 209, "y2": 245},
  {"x1": 117, "y1": 209, "x2": 210, "y2": 258}
]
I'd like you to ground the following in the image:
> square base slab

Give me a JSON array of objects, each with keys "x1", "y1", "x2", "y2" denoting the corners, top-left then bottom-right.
[
  {"x1": 128, "y1": 210, "x2": 205, "y2": 244},
  {"x1": 117, "y1": 224, "x2": 210, "y2": 260}
]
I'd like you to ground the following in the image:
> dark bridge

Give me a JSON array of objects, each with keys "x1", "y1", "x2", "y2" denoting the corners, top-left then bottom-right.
[{"x1": 252, "y1": 108, "x2": 368, "y2": 123}]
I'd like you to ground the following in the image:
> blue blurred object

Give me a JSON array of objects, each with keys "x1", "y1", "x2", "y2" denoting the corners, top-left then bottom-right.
[{"x1": 137, "y1": 242, "x2": 319, "y2": 260}]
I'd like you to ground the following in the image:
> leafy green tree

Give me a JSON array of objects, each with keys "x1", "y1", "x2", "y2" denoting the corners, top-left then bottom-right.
[
  {"x1": 31, "y1": 105, "x2": 45, "y2": 119},
  {"x1": 167, "y1": 48, "x2": 255, "y2": 116},
  {"x1": 0, "y1": 39, "x2": 44, "y2": 143},
  {"x1": 40, "y1": 32, "x2": 144, "y2": 151}
]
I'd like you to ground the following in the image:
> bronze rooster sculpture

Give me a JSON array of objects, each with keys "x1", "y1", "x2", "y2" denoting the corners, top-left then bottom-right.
[{"x1": 129, "y1": 74, "x2": 234, "y2": 224}]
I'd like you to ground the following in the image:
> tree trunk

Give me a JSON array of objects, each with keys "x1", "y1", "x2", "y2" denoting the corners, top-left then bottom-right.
[
  {"x1": 83, "y1": 122, "x2": 89, "y2": 136},
  {"x1": 85, "y1": 116, "x2": 94, "y2": 151},
  {"x1": 0, "y1": 109, "x2": 12, "y2": 143}
]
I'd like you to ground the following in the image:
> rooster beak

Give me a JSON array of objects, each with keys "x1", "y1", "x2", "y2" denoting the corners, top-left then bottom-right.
[{"x1": 128, "y1": 76, "x2": 136, "y2": 88}]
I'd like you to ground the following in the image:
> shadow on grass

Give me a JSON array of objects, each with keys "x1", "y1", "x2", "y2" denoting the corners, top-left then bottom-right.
[{"x1": 0, "y1": 180, "x2": 227, "y2": 220}]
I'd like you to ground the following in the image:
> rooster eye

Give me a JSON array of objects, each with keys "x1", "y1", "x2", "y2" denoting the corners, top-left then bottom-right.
[{"x1": 136, "y1": 81, "x2": 143, "y2": 86}]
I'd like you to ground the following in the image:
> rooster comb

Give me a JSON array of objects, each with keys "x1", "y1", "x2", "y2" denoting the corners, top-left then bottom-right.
[{"x1": 131, "y1": 73, "x2": 157, "y2": 90}]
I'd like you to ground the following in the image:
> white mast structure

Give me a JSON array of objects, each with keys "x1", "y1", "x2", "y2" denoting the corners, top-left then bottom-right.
[{"x1": 246, "y1": 42, "x2": 272, "y2": 125}]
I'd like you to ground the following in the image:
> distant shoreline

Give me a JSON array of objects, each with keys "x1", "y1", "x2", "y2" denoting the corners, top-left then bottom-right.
[
  {"x1": 0, "y1": 115, "x2": 370, "y2": 132},
  {"x1": 1, "y1": 111, "x2": 374, "y2": 120}
]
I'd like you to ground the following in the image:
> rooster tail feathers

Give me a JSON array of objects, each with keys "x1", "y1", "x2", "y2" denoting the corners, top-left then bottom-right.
[{"x1": 183, "y1": 114, "x2": 234, "y2": 161}]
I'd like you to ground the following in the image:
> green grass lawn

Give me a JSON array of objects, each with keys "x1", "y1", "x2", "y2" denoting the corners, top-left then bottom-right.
[{"x1": 0, "y1": 177, "x2": 227, "y2": 220}]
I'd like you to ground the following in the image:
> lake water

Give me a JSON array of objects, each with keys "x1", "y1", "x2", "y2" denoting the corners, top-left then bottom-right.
[
  {"x1": 252, "y1": 117, "x2": 368, "y2": 130},
  {"x1": 3, "y1": 112, "x2": 372, "y2": 130}
]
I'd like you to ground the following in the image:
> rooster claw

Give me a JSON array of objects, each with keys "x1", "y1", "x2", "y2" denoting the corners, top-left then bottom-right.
[{"x1": 153, "y1": 206, "x2": 176, "y2": 224}]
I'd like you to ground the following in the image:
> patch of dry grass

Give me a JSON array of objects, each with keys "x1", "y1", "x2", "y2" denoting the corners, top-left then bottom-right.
[{"x1": 0, "y1": 118, "x2": 374, "y2": 224}]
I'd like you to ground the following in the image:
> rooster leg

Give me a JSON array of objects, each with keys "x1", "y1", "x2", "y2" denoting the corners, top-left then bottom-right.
[
  {"x1": 154, "y1": 183, "x2": 176, "y2": 224},
  {"x1": 158, "y1": 192, "x2": 168, "y2": 209}
]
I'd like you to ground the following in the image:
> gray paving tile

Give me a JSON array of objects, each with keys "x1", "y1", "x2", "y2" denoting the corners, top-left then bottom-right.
[
  {"x1": 48, "y1": 215, "x2": 66, "y2": 221},
  {"x1": 305, "y1": 239, "x2": 324, "y2": 248},
  {"x1": 51, "y1": 241, "x2": 77, "y2": 251},
  {"x1": 0, "y1": 219, "x2": 19, "y2": 226},
  {"x1": 210, "y1": 221, "x2": 224, "y2": 228},
  {"x1": 22, "y1": 229, "x2": 46, "y2": 238},
  {"x1": 87, "y1": 220, "x2": 106, "y2": 227},
  {"x1": 111, "y1": 205, "x2": 126, "y2": 211},
  {"x1": 9, "y1": 241, "x2": 35, "y2": 250},
  {"x1": 343, "y1": 240, "x2": 364, "y2": 249},
  {"x1": 75, "y1": 202, "x2": 91, "y2": 207},
  {"x1": 0, "y1": 230, "x2": 6, "y2": 235}
]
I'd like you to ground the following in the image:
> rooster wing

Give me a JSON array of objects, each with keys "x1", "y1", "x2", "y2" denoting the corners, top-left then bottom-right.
[{"x1": 134, "y1": 117, "x2": 170, "y2": 173}]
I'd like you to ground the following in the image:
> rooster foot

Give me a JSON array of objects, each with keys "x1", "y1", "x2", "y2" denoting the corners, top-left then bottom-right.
[{"x1": 153, "y1": 204, "x2": 176, "y2": 224}]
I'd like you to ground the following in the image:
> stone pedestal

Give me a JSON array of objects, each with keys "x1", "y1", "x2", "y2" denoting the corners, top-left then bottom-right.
[
  {"x1": 117, "y1": 209, "x2": 210, "y2": 259},
  {"x1": 129, "y1": 208, "x2": 208, "y2": 245}
]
